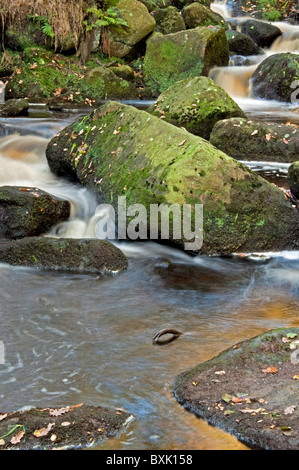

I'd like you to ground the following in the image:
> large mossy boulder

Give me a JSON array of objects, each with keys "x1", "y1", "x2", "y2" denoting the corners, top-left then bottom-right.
[
  {"x1": 250, "y1": 53, "x2": 299, "y2": 103},
  {"x1": 172, "y1": 0, "x2": 211, "y2": 9},
  {"x1": 0, "y1": 99, "x2": 29, "y2": 117},
  {"x1": 0, "y1": 238, "x2": 128, "y2": 274},
  {"x1": 148, "y1": 76, "x2": 246, "y2": 140},
  {"x1": 182, "y1": 3, "x2": 225, "y2": 29},
  {"x1": 0, "y1": 186, "x2": 71, "y2": 240},
  {"x1": 240, "y1": 19, "x2": 282, "y2": 48},
  {"x1": 46, "y1": 101, "x2": 299, "y2": 255},
  {"x1": 225, "y1": 30, "x2": 263, "y2": 56},
  {"x1": 153, "y1": 6, "x2": 186, "y2": 34},
  {"x1": 143, "y1": 26, "x2": 229, "y2": 94},
  {"x1": 108, "y1": 0, "x2": 156, "y2": 58},
  {"x1": 173, "y1": 327, "x2": 299, "y2": 450},
  {"x1": 210, "y1": 118, "x2": 299, "y2": 162}
]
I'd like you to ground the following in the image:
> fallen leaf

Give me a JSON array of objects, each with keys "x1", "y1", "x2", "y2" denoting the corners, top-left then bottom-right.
[
  {"x1": 178, "y1": 139, "x2": 187, "y2": 146},
  {"x1": 0, "y1": 439, "x2": 5, "y2": 446},
  {"x1": 50, "y1": 434, "x2": 57, "y2": 442},
  {"x1": 284, "y1": 405, "x2": 296, "y2": 415},
  {"x1": 215, "y1": 370, "x2": 226, "y2": 375},
  {"x1": 0, "y1": 414, "x2": 8, "y2": 422},
  {"x1": 34, "y1": 423, "x2": 55, "y2": 437},
  {"x1": 10, "y1": 430, "x2": 25, "y2": 445},
  {"x1": 49, "y1": 406, "x2": 69, "y2": 417},
  {"x1": 265, "y1": 133, "x2": 271, "y2": 141},
  {"x1": 261, "y1": 366, "x2": 278, "y2": 374},
  {"x1": 251, "y1": 130, "x2": 258, "y2": 136}
]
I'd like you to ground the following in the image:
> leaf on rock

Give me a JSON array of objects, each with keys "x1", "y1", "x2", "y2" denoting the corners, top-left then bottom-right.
[
  {"x1": 284, "y1": 405, "x2": 296, "y2": 415},
  {"x1": 10, "y1": 430, "x2": 25, "y2": 445},
  {"x1": 33, "y1": 422, "x2": 55, "y2": 437},
  {"x1": 261, "y1": 366, "x2": 278, "y2": 374}
]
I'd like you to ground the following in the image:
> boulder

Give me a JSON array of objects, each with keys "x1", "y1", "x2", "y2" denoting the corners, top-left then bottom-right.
[
  {"x1": 108, "y1": 65, "x2": 135, "y2": 82},
  {"x1": 108, "y1": 0, "x2": 156, "y2": 58},
  {"x1": 210, "y1": 118, "x2": 299, "y2": 162},
  {"x1": 153, "y1": 6, "x2": 186, "y2": 34},
  {"x1": 225, "y1": 30, "x2": 263, "y2": 56},
  {"x1": 172, "y1": 0, "x2": 211, "y2": 9},
  {"x1": 0, "y1": 99, "x2": 29, "y2": 117},
  {"x1": 82, "y1": 66, "x2": 139, "y2": 101},
  {"x1": 0, "y1": 404, "x2": 133, "y2": 450},
  {"x1": 46, "y1": 101, "x2": 299, "y2": 255},
  {"x1": 173, "y1": 327, "x2": 299, "y2": 450},
  {"x1": 0, "y1": 186, "x2": 71, "y2": 239},
  {"x1": 182, "y1": 3, "x2": 225, "y2": 29},
  {"x1": 143, "y1": 26, "x2": 229, "y2": 94},
  {"x1": 0, "y1": 238, "x2": 128, "y2": 274},
  {"x1": 288, "y1": 161, "x2": 299, "y2": 198},
  {"x1": 148, "y1": 76, "x2": 246, "y2": 140},
  {"x1": 240, "y1": 19, "x2": 282, "y2": 48},
  {"x1": 250, "y1": 53, "x2": 299, "y2": 103}
]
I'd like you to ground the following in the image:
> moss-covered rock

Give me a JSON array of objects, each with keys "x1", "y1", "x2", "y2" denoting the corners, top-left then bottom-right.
[
  {"x1": 172, "y1": 0, "x2": 211, "y2": 10},
  {"x1": 108, "y1": 65, "x2": 135, "y2": 82},
  {"x1": 45, "y1": 101, "x2": 299, "y2": 255},
  {"x1": 225, "y1": 30, "x2": 263, "y2": 56},
  {"x1": 108, "y1": 0, "x2": 156, "y2": 58},
  {"x1": 148, "y1": 76, "x2": 246, "y2": 139},
  {"x1": 153, "y1": 6, "x2": 186, "y2": 34},
  {"x1": 288, "y1": 161, "x2": 299, "y2": 198},
  {"x1": 0, "y1": 186, "x2": 70, "y2": 240},
  {"x1": 173, "y1": 327, "x2": 299, "y2": 450},
  {"x1": 250, "y1": 53, "x2": 299, "y2": 103},
  {"x1": 143, "y1": 26, "x2": 229, "y2": 94},
  {"x1": 210, "y1": 118, "x2": 299, "y2": 162},
  {"x1": 182, "y1": 3, "x2": 225, "y2": 29},
  {"x1": 0, "y1": 237, "x2": 128, "y2": 274},
  {"x1": 0, "y1": 99, "x2": 29, "y2": 117}
]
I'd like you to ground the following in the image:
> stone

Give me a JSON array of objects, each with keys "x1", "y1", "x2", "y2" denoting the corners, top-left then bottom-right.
[
  {"x1": 0, "y1": 186, "x2": 70, "y2": 239},
  {"x1": 225, "y1": 30, "x2": 263, "y2": 56},
  {"x1": 46, "y1": 101, "x2": 299, "y2": 255},
  {"x1": 250, "y1": 53, "x2": 299, "y2": 103},
  {"x1": 288, "y1": 161, "x2": 299, "y2": 198},
  {"x1": 182, "y1": 3, "x2": 225, "y2": 29},
  {"x1": 108, "y1": 65, "x2": 135, "y2": 82},
  {"x1": 0, "y1": 99, "x2": 29, "y2": 116},
  {"x1": 240, "y1": 19, "x2": 282, "y2": 48},
  {"x1": 153, "y1": 6, "x2": 186, "y2": 34},
  {"x1": 0, "y1": 237, "x2": 128, "y2": 274},
  {"x1": 210, "y1": 118, "x2": 299, "y2": 162},
  {"x1": 143, "y1": 26, "x2": 229, "y2": 94},
  {"x1": 108, "y1": 0, "x2": 156, "y2": 58},
  {"x1": 173, "y1": 327, "x2": 299, "y2": 450},
  {"x1": 148, "y1": 76, "x2": 246, "y2": 139}
]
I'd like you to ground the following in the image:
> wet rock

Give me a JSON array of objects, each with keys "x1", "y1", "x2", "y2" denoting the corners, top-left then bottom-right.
[
  {"x1": 173, "y1": 327, "x2": 299, "y2": 450},
  {"x1": 0, "y1": 238, "x2": 128, "y2": 274},
  {"x1": 182, "y1": 3, "x2": 225, "y2": 29},
  {"x1": 0, "y1": 404, "x2": 133, "y2": 450},
  {"x1": 46, "y1": 101, "x2": 299, "y2": 255},
  {"x1": 288, "y1": 161, "x2": 299, "y2": 198},
  {"x1": 108, "y1": 65, "x2": 135, "y2": 82},
  {"x1": 0, "y1": 186, "x2": 70, "y2": 240},
  {"x1": 0, "y1": 99, "x2": 29, "y2": 117},
  {"x1": 210, "y1": 118, "x2": 299, "y2": 162},
  {"x1": 225, "y1": 30, "x2": 263, "y2": 56},
  {"x1": 250, "y1": 53, "x2": 299, "y2": 102},
  {"x1": 108, "y1": 0, "x2": 156, "y2": 58},
  {"x1": 143, "y1": 26, "x2": 229, "y2": 94},
  {"x1": 148, "y1": 76, "x2": 246, "y2": 140},
  {"x1": 240, "y1": 19, "x2": 282, "y2": 48},
  {"x1": 153, "y1": 6, "x2": 186, "y2": 34}
]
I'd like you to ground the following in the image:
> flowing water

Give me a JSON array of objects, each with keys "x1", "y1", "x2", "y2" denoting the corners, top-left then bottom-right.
[{"x1": 0, "y1": 4, "x2": 299, "y2": 451}]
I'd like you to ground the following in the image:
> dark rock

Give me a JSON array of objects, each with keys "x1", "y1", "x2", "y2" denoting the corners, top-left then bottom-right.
[
  {"x1": 288, "y1": 161, "x2": 299, "y2": 198},
  {"x1": 0, "y1": 99, "x2": 29, "y2": 117},
  {"x1": 0, "y1": 237, "x2": 128, "y2": 274},
  {"x1": 0, "y1": 186, "x2": 70, "y2": 239},
  {"x1": 225, "y1": 30, "x2": 263, "y2": 56},
  {"x1": 240, "y1": 19, "x2": 282, "y2": 48},
  {"x1": 250, "y1": 53, "x2": 299, "y2": 102},
  {"x1": 210, "y1": 118, "x2": 299, "y2": 162},
  {"x1": 173, "y1": 327, "x2": 299, "y2": 450},
  {"x1": 0, "y1": 404, "x2": 133, "y2": 450}
]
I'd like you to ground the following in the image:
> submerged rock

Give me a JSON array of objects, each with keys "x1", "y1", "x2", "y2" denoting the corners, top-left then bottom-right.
[
  {"x1": 250, "y1": 53, "x2": 299, "y2": 103},
  {"x1": 0, "y1": 238, "x2": 128, "y2": 274},
  {"x1": 0, "y1": 186, "x2": 70, "y2": 239},
  {"x1": 0, "y1": 404, "x2": 133, "y2": 450},
  {"x1": 143, "y1": 26, "x2": 229, "y2": 94},
  {"x1": 148, "y1": 76, "x2": 246, "y2": 139},
  {"x1": 210, "y1": 118, "x2": 299, "y2": 162},
  {"x1": 173, "y1": 327, "x2": 299, "y2": 450},
  {"x1": 46, "y1": 101, "x2": 299, "y2": 255}
]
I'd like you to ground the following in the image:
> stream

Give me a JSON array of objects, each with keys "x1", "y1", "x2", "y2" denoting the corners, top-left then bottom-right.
[{"x1": 0, "y1": 1, "x2": 299, "y2": 451}]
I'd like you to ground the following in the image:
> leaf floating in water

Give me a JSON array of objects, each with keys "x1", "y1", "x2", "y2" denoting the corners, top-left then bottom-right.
[{"x1": 152, "y1": 328, "x2": 183, "y2": 345}]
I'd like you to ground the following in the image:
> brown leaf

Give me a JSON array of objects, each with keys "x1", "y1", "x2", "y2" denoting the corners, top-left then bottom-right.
[
  {"x1": 0, "y1": 413, "x2": 8, "y2": 422},
  {"x1": 33, "y1": 423, "x2": 55, "y2": 437},
  {"x1": 261, "y1": 366, "x2": 278, "y2": 374},
  {"x1": 178, "y1": 139, "x2": 187, "y2": 146},
  {"x1": 49, "y1": 406, "x2": 69, "y2": 417},
  {"x1": 284, "y1": 405, "x2": 296, "y2": 415},
  {"x1": 10, "y1": 430, "x2": 25, "y2": 445}
]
